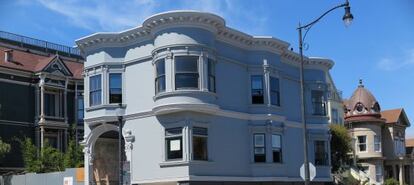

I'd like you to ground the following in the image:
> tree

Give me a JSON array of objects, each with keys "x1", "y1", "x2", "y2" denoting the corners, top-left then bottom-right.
[
  {"x1": 64, "y1": 138, "x2": 84, "y2": 168},
  {"x1": 384, "y1": 178, "x2": 399, "y2": 185},
  {"x1": 0, "y1": 137, "x2": 11, "y2": 160},
  {"x1": 19, "y1": 138, "x2": 64, "y2": 173},
  {"x1": 330, "y1": 124, "x2": 352, "y2": 173},
  {"x1": 19, "y1": 138, "x2": 41, "y2": 172}
]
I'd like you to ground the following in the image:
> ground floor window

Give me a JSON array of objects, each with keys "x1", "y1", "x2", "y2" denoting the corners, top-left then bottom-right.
[
  {"x1": 314, "y1": 140, "x2": 328, "y2": 166},
  {"x1": 272, "y1": 134, "x2": 282, "y2": 163},
  {"x1": 192, "y1": 127, "x2": 208, "y2": 161},
  {"x1": 165, "y1": 127, "x2": 183, "y2": 160},
  {"x1": 254, "y1": 134, "x2": 266, "y2": 162}
]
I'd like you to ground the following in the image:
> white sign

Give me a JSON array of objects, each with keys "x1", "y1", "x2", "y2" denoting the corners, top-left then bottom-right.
[
  {"x1": 170, "y1": 139, "x2": 181, "y2": 151},
  {"x1": 63, "y1": 177, "x2": 73, "y2": 185},
  {"x1": 300, "y1": 162, "x2": 316, "y2": 181}
]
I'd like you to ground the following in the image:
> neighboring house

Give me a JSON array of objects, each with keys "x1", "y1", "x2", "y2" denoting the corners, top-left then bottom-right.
[
  {"x1": 0, "y1": 31, "x2": 84, "y2": 173},
  {"x1": 77, "y1": 11, "x2": 336, "y2": 185},
  {"x1": 326, "y1": 72, "x2": 344, "y2": 125},
  {"x1": 406, "y1": 138, "x2": 414, "y2": 157},
  {"x1": 344, "y1": 80, "x2": 413, "y2": 185}
]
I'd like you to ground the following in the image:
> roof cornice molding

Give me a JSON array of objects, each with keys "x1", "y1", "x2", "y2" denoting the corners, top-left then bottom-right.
[
  {"x1": 281, "y1": 50, "x2": 334, "y2": 69},
  {"x1": 76, "y1": 11, "x2": 290, "y2": 55}
]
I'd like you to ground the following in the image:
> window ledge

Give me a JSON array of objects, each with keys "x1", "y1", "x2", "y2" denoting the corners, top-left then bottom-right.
[
  {"x1": 250, "y1": 163, "x2": 285, "y2": 167},
  {"x1": 153, "y1": 90, "x2": 217, "y2": 101},
  {"x1": 86, "y1": 104, "x2": 127, "y2": 112},
  {"x1": 248, "y1": 104, "x2": 282, "y2": 109},
  {"x1": 159, "y1": 160, "x2": 189, "y2": 168}
]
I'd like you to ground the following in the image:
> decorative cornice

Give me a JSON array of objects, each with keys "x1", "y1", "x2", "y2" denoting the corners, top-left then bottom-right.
[{"x1": 281, "y1": 51, "x2": 334, "y2": 69}]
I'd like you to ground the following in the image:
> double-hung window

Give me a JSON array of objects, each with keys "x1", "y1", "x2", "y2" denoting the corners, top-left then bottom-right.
[
  {"x1": 165, "y1": 127, "x2": 183, "y2": 160},
  {"x1": 109, "y1": 73, "x2": 122, "y2": 104},
  {"x1": 374, "y1": 135, "x2": 381, "y2": 152},
  {"x1": 358, "y1": 135, "x2": 367, "y2": 152},
  {"x1": 175, "y1": 56, "x2": 199, "y2": 89},
  {"x1": 155, "y1": 59, "x2": 166, "y2": 94},
  {"x1": 272, "y1": 134, "x2": 282, "y2": 163},
  {"x1": 207, "y1": 59, "x2": 216, "y2": 92},
  {"x1": 314, "y1": 140, "x2": 328, "y2": 165},
  {"x1": 89, "y1": 75, "x2": 102, "y2": 106},
  {"x1": 254, "y1": 134, "x2": 266, "y2": 162},
  {"x1": 251, "y1": 75, "x2": 264, "y2": 104},
  {"x1": 44, "y1": 92, "x2": 62, "y2": 117},
  {"x1": 270, "y1": 77, "x2": 280, "y2": 106},
  {"x1": 311, "y1": 90, "x2": 326, "y2": 116},
  {"x1": 376, "y1": 164, "x2": 383, "y2": 183},
  {"x1": 331, "y1": 108, "x2": 339, "y2": 123},
  {"x1": 192, "y1": 127, "x2": 208, "y2": 161}
]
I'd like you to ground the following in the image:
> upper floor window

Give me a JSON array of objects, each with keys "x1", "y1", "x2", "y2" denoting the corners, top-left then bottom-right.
[
  {"x1": 109, "y1": 73, "x2": 122, "y2": 104},
  {"x1": 253, "y1": 133, "x2": 266, "y2": 162},
  {"x1": 155, "y1": 59, "x2": 166, "y2": 94},
  {"x1": 192, "y1": 127, "x2": 208, "y2": 161},
  {"x1": 77, "y1": 93, "x2": 84, "y2": 123},
  {"x1": 251, "y1": 75, "x2": 264, "y2": 104},
  {"x1": 331, "y1": 108, "x2": 339, "y2": 123},
  {"x1": 89, "y1": 75, "x2": 102, "y2": 106},
  {"x1": 311, "y1": 90, "x2": 326, "y2": 116},
  {"x1": 175, "y1": 56, "x2": 199, "y2": 90},
  {"x1": 272, "y1": 134, "x2": 282, "y2": 163},
  {"x1": 207, "y1": 59, "x2": 216, "y2": 92},
  {"x1": 358, "y1": 135, "x2": 367, "y2": 152},
  {"x1": 374, "y1": 135, "x2": 381, "y2": 152},
  {"x1": 44, "y1": 92, "x2": 62, "y2": 117},
  {"x1": 165, "y1": 127, "x2": 183, "y2": 160},
  {"x1": 314, "y1": 140, "x2": 328, "y2": 166},
  {"x1": 270, "y1": 77, "x2": 280, "y2": 106}
]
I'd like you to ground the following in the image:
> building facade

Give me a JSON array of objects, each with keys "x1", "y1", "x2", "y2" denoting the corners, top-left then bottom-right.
[
  {"x1": 0, "y1": 31, "x2": 84, "y2": 173},
  {"x1": 344, "y1": 81, "x2": 413, "y2": 185},
  {"x1": 77, "y1": 11, "x2": 336, "y2": 185}
]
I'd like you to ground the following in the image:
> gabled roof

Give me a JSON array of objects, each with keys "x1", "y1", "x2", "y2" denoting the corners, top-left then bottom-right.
[
  {"x1": 381, "y1": 108, "x2": 411, "y2": 126},
  {"x1": 0, "y1": 46, "x2": 83, "y2": 79}
]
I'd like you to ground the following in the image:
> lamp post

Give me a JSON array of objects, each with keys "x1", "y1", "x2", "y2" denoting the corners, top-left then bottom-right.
[
  {"x1": 116, "y1": 104, "x2": 124, "y2": 185},
  {"x1": 297, "y1": 1, "x2": 354, "y2": 185}
]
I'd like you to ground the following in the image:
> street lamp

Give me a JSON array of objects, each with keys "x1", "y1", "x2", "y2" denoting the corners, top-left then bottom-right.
[
  {"x1": 116, "y1": 104, "x2": 124, "y2": 185},
  {"x1": 297, "y1": 1, "x2": 353, "y2": 185}
]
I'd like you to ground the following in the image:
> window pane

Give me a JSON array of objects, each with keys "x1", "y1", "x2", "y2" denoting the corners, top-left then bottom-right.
[
  {"x1": 254, "y1": 134, "x2": 265, "y2": 147},
  {"x1": 109, "y1": 74, "x2": 122, "y2": 89},
  {"x1": 208, "y1": 59, "x2": 215, "y2": 92},
  {"x1": 315, "y1": 141, "x2": 327, "y2": 165},
  {"x1": 270, "y1": 77, "x2": 279, "y2": 91},
  {"x1": 165, "y1": 127, "x2": 182, "y2": 136},
  {"x1": 175, "y1": 56, "x2": 198, "y2": 72},
  {"x1": 251, "y1": 75, "x2": 264, "y2": 104},
  {"x1": 175, "y1": 73, "x2": 199, "y2": 89},
  {"x1": 273, "y1": 150, "x2": 282, "y2": 163},
  {"x1": 193, "y1": 136, "x2": 208, "y2": 160},
  {"x1": 251, "y1": 75, "x2": 263, "y2": 89},
  {"x1": 272, "y1": 134, "x2": 281, "y2": 148},
  {"x1": 193, "y1": 127, "x2": 208, "y2": 136},
  {"x1": 109, "y1": 74, "x2": 122, "y2": 104},
  {"x1": 312, "y1": 90, "x2": 325, "y2": 115},
  {"x1": 89, "y1": 75, "x2": 101, "y2": 106},
  {"x1": 166, "y1": 137, "x2": 182, "y2": 160},
  {"x1": 156, "y1": 76, "x2": 166, "y2": 93}
]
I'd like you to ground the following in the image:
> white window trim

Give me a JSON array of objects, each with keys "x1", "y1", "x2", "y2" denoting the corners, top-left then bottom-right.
[
  {"x1": 173, "y1": 54, "x2": 201, "y2": 91},
  {"x1": 88, "y1": 73, "x2": 103, "y2": 107},
  {"x1": 106, "y1": 69, "x2": 124, "y2": 105}
]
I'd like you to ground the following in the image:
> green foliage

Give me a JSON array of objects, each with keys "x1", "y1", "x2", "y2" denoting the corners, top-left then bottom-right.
[
  {"x1": 384, "y1": 178, "x2": 399, "y2": 185},
  {"x1": 329, "y1": 124, "x2": 352, "y2": 173},
  {"x1": 0, "y1": 137, "x2": 11, "y2": 160},
  {"x1": 341, "y1": 175, "x2": 360, "y2": 185},
  {"x1": 64, "y1": 138, "x2": 84, "y2": 168},
  {"x1": 40, "y1": 145, "x2": 64, "y2": 172},
  {"x1": 19, "y1": 138, "x2": 41, "y2": 172}
]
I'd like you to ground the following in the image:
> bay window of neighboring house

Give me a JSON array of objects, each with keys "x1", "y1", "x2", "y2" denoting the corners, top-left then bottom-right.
[
  {"x1": 77, "y1": 93, "x2": 84, "y2": 124},
  {"x1": 155, "y1": 59, "x2": 166, "y2": 94},
  {"x1": 44, "y1": 92, "x2": 63, "y2": 117},
  {"x1": 314, "y1": 140, "x2": 328, "y2": 166},
  {"x1": 376, "y1": 164, "x2": 383, "y2": 183},
  {"x1": 89, "y1": 74, "x2": 102, "y2": 106},
  {"x1": 311, "y1": 90, "x2": 326, "y2": 116},
  {"x1": 270, "y1": 77, "x2": 280, "y2": 106},
  {"x1": 175, "y1": 56, "x2": 199, "y2": 90},
  {"x1": 109, "y1": 73, "x2": 122, "y2": 104},
  {"x1": 374, "y1": 135, "x2": 381, "y2": 152},
  {"x1": 253, "y1": 134, "x2": 266, "y2": 162},
  {"x1": 251, "y1": 75, "x2": 264, "y2": 104},
  {"x1": 272, "y1": 134, "x2": 282, "y2": 163},
  {"x1": 358, "y1": 135, "x2": 367, "y2": 152},
  {"x1": 192, "y1": 127, "x2": 208, "y2": 161},
  {"x1": 165, "y1": 127, "x2": 183, "y2": 160}
]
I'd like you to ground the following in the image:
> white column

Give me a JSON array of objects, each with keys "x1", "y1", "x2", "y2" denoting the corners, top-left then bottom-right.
[
  {"x1": 39, "y1": 75, "x2": 46, "y2": 124},
  {"x1": 263, "y1": 59, "x2": 271, "y2": 107},
  {"x1": 165, "y1": 49, "x2": 174, "y2": 91},
  {"x1": 64, "y1": 78, "x2": 68, "y2": 124},
  {"x1": 200, "y1": 52, "x2": 208, "y2": 91},
  {"x1": 40, "y1": 126, "x2": 45, "y2": 148},
  {"x1": 400, "y1": 162, "x2": 404, "y2": 185}
]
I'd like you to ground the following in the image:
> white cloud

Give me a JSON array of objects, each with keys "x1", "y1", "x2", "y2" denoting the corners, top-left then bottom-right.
[{"x1": 377, "y1": 49, "x2": 414, "y2": 71}]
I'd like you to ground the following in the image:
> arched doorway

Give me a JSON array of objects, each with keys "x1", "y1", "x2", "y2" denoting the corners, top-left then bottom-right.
[{"x1": 92, "y1": 130, "x2": 125, "y2": 185}]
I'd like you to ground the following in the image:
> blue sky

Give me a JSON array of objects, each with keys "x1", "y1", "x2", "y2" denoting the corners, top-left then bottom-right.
[{"x1": 1, "y1": 0, "x2": 414, "y2": 137}]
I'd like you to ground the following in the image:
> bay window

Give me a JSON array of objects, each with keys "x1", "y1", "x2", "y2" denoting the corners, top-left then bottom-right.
[
  {"x1": 311, "y1": 90, "x2": 326, "y2": 116},
  {"x1": 155, "y1": 59, "x2": 166, "y2": 94},
  {"x1": 165, "y1": 127, "x2": 183, "y2": 160},
  {"x1": 272, "y1": 134, "x2": 282, "y2": 163},
  {"x1": 251, "y1": 75, "x2": 264, "y2": 104},
  {"x1": 270, "y1": 77, "x2": 280, "y2": 106},
  {"x1": 314, "y1": 140, "x2": 328, "y2": 166},
  {"x1": 254, "y1": 134, "x2": 266, "y2": 162},
  {"x1": 109, "y1": 73, "x2": 122, "y2": 104},
  {"x1": 192, "y1": 127, "x2": 208, "y2": 161},
  {"x1": 89, "y1": 74, "x2": 102, "y2": 106},
  {"x1": 207, "y1": 59, "x2": 215, "y2": 92},
  {"x1": 175, "y1": 56, "x2": 199, "y2": 89}
]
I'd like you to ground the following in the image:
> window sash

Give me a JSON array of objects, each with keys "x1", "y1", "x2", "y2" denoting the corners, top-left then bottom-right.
[
  {"x1": 193, "y1": 136, "x2": 208, "y2": 161},
  {"x1": 89, "y1": 75, "x2": 102, "y2": 106},
  {"x1": 155, "y1": 59, "x2": 166, "y2": 93},
  {"x1": 374, "y1": 136, "x2": 381, "y2": 152},
  {"x1": 315, "y1": 141, "x2": 328, "y2": 165},
  {"x1": 251, "y1": 75, "x2": 264, "y2": 104},
  {"x1": 208, "y1": 59, "x2": 215, "y2": 92},
  {"x1": 358, "y1": 136, "x2": 367, "y2": 152},
  {"x1": 311, "y1": 90, "x2": 326, "y2": 115},
  {"x1": 254, "y1": 134, "x2": 266, "y2": 162},
  {"x1": 165, "y1": 127, "x2": 183, "y2": 160},
  {"x1": 175, "y1": 73, "x2": 199, "y2": 89},
  {"x1": 270, "y1": 77, "x2": 280, "y2": 106}
]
